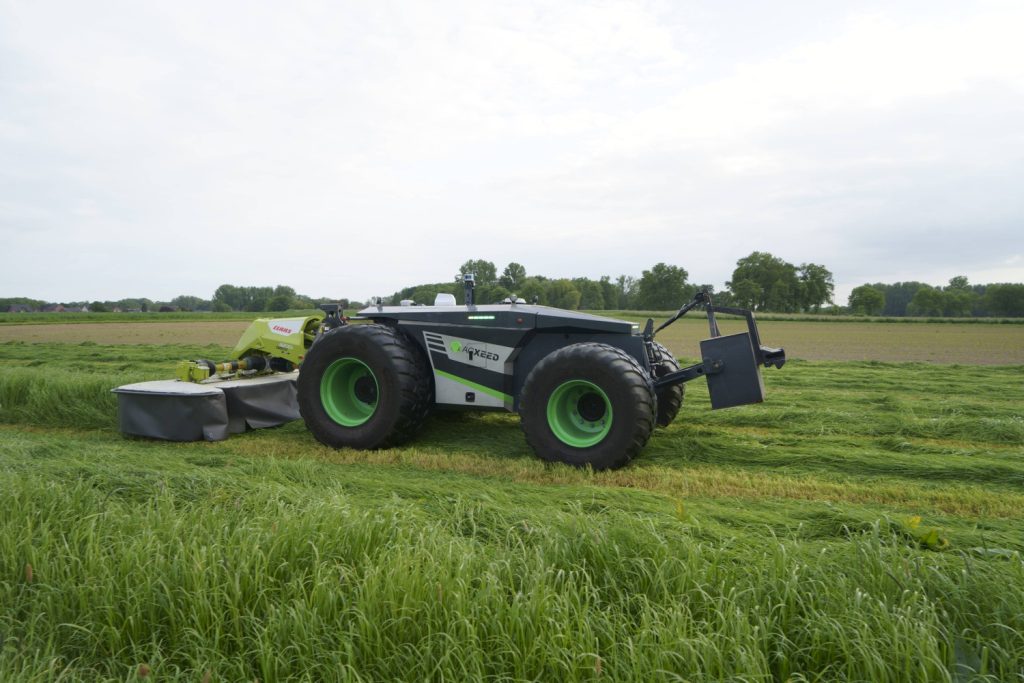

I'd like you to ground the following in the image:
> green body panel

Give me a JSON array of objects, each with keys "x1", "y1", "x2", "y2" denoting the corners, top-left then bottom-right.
[
  {"x1": 175, "y1": 314, "x2": 324, "y2": 382},
  {"x1": 231, "y1": 315, "x2": 324, "y2": 365}
]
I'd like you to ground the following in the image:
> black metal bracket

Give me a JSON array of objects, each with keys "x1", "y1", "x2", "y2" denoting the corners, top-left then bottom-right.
[
  {"x1": 318, "y1": 303, "x2": 347, "y2": 331},
  {"x1": 648, "y1": 289, "x2": 786, "y2": 383},
  {"x1": 705, "y1": 303, "x2": 785, "y2": 369},
  {"x1": 652, "y1": 357, "x2": 724, "y2": 389}
]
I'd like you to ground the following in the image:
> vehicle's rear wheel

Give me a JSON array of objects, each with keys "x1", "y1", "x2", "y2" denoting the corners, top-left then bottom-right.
[
  {"x1": 651, "y1": 341, "x2": 684, "y2": 427},
  {"x1": 298, "y1": 324, "x2": 430, "y2": 449},
  {"x1": 519, "y1": 343, "x2": 656, "y2": 470}
]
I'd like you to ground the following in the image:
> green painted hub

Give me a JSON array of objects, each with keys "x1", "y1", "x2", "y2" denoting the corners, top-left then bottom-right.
[
  {"x1": 320, "y1": 357, "x2": 378, "y2": 427},
  {"x1": 546, "y1": 380, "x2": 612, "y2": 448}
]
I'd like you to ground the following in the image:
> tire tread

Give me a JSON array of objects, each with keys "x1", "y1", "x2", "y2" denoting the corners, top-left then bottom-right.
[
  {"x1": 298, "y1": 324, "x2": 431, "y2": 449},
  {"x1": 519, "y1": 342, "x2": 655, "y2": 470}
]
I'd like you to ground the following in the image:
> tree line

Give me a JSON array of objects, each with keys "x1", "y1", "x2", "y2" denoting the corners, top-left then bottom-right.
[
  {"x1": 389, "y1": 253, "x2": 837, "y2": 313},
  {"x1": 5, "y1": 251, "x2": 1022, "y2": 316},
  {"x1": 1, "y1": 285, "x2": 352, "y2": 314},
  {"x1": 388, "y1": 254, "x2": 1022, "y2": 317},
  {"x1": 848, "y1": 278, "x2": 1024, "y2": 317}
]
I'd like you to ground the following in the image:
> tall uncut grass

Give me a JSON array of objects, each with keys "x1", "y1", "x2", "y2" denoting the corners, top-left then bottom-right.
[
  {"x1": 2, "y1": 430, "x2": 1022, "y2": 681},
  {"x1": 0, "y1": 341, "x2": 226, "y2": 430}
]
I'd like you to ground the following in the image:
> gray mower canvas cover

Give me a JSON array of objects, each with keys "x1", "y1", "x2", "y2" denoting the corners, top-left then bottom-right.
[{"x1": 113, "y1": 373, "x2": 299, "y2": 441}]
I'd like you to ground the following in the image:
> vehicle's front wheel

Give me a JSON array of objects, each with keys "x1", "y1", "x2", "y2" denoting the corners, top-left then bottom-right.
[
  {"x1": 519, "y1": 343, "x2": 656, "y2": 470},
  {"x1": 298, "y1": 324, "x2": 430, "y2": 449}
]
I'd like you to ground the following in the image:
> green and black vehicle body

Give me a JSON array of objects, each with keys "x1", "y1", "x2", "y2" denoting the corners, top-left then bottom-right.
[
  {"x1": 361, "y1": 304, "x2": 646, "y2": 412},
  {"x1": 296, "y1": 279, "x2": 786, "y2": 470}
]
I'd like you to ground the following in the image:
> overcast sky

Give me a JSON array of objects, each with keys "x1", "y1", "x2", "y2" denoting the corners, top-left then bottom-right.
[{"x1": 1, "y1": 0, "x2": 1022, "y2": 304}]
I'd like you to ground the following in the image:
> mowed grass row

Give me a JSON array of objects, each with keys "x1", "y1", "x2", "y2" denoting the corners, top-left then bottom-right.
[
  {"x1": 2, "y1": 428, "x2": 1023, "y2": 682},
  {"x1": 1, "y1": 336, "x2": 1023, "y2": 680}
]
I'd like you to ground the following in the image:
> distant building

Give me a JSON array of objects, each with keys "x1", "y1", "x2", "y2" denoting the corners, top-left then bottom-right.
[
  {"x1": 6, "y1": 304, "x2": 33, "y2": 313},
  {"x1": 41, "y1": 304, "x2": 66, "y2": 313}
]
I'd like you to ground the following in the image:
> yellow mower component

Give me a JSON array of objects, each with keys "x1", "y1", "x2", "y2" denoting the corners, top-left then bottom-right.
[
  {"x1": 175, "y1": 313, "x2": 325, "y2": 383},
  {"x1": 231, "y1": 314, "x2": 324, "y2": 364}
]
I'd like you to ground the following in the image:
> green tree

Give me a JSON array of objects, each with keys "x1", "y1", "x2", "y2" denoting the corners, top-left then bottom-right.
[
  {"x1": 598, "y1": 276, "x2": 619, "y2": 310},
  {"x1": 0, "y1": 297, "x2": 45, "y2": 311},
  {"x1": 499, "y1": 262, "x2": 527, "y2": 290},
  {"x1": 390, "y1": 282, "x2": 459, "y2": 306},
  {"x1": 727, "y1": 252, "x2": 800, "y2": 312},
  {"x1": 574, "y1": 278, "x2": 605, "y2": 310},
  {"x1": 245, "y1": 287, "x2": 273, "y2": 312},
  {"x1": 213, "y1": 284, "x2": 243, "y2": 311},
  {"x1": 265, "y1": 285, "x2": 297, "y2": 311},
  {"x1": 907, "y1": 286, "x2": 946, "y2": 316},
  {"x1": 107, "y1": 298, "x2": 155, "y2": 312},
  {"x1": 272, "y1": 285, "x2": 296, "y2": 301},
  {"x1": 88, "y1": 301, "x2": 109, "y2": 313},
  {"x1": 947, "y1": 275, "x2": 969, "y2": 290},
  {"x1": 518, "y1": 277, "x2": 548, "y2": 305},
  {"x1": 293, "y1": 294, "x2": 316, "y2": 309},
  {"x1": 266, "y1": 295, "x2": 293, "y2": 311},
  {"x1": 214, "y1": 285, "x2": 275, "y2": 312},
  {"x1": 478, "y1": 284, "x2": 511, "y2": 304},
  {"x1": 871, "y1": 282, "x2": 927, "y2": 316},
  {"x1": 171, "y1": 295, "x2": 207, "y2": 312},
  {"x1": 798, "y1": 263, "x2": 835, "y2": 312},
  {"x1": 983, "y1": 283, "x2": 1024, "y2": 316},
  {"x1": 942, "y1": 276, "x2": 975, "y2": 317},
  {"x1": 729, "y1": 279, "x2": 763, "y2": 310},
  {"x1": 635, "y1": 263, "x2": 690, "y2": 310},
  {"x1": 546, "y1": 279, "x2": 581, "y2": 309},
  {"x1": 848, "y1": 285, "x2": 885, "y2": 315},
  {"x1": 614, "y1": 275, "x2": 637, "y2": 309},
  {"x1": 459, "y1": 260, "x2": 498, "y2": 285}
]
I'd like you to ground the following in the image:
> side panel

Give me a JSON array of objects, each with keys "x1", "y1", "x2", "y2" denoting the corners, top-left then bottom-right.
[
  {"x1": 422, "y1": 331, "x2": 515, "y2": 409},
  {"x1": 393, "y1": 320, "x2": 530, "y2": 410}
]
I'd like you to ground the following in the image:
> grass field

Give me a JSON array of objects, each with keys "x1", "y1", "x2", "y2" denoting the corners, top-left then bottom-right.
[{"x1": 1, "y1": 321, "x2": 1023, "y2": 681}]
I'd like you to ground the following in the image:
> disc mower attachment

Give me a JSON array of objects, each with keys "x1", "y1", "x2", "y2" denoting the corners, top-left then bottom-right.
[{"x1": 113, "y1": 314, "x2": 324, "y2": 442}]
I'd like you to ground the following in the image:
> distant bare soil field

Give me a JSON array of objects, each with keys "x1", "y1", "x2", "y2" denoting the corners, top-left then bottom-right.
[
  {"x1": 0, "y1": 321, "x2": 251, "y2": 347},
  {"x1": 655, "y1": 319, "x2": 1024, "y2": 364},
  {"x1": 1, "y1": 318, "x2": 1022, "y2": 364}
]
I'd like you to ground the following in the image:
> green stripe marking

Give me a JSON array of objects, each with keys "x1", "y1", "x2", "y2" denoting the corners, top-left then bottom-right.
[{"x1": 436, "y1": 370, "x2": 511, "y2": 402}]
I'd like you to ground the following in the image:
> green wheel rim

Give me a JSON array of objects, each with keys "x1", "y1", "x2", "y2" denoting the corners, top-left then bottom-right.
[
  {"x1": 320, "y1": 357, "x2": 378, "y2": 427},
  {"x1": 546, "y1": 380, "x2": 612, "y2": 447}
]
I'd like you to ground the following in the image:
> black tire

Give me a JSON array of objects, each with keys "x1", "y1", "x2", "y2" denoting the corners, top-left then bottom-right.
[
  {"x1": 651, "y1": 341, "x2": 684, "y2": 427},
  {"x1": 519, "y1": 343, "x2": 656, "y2": 470},
  {"x1": 298, "y1": 324, "x2": 431, "y2": 449}
]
